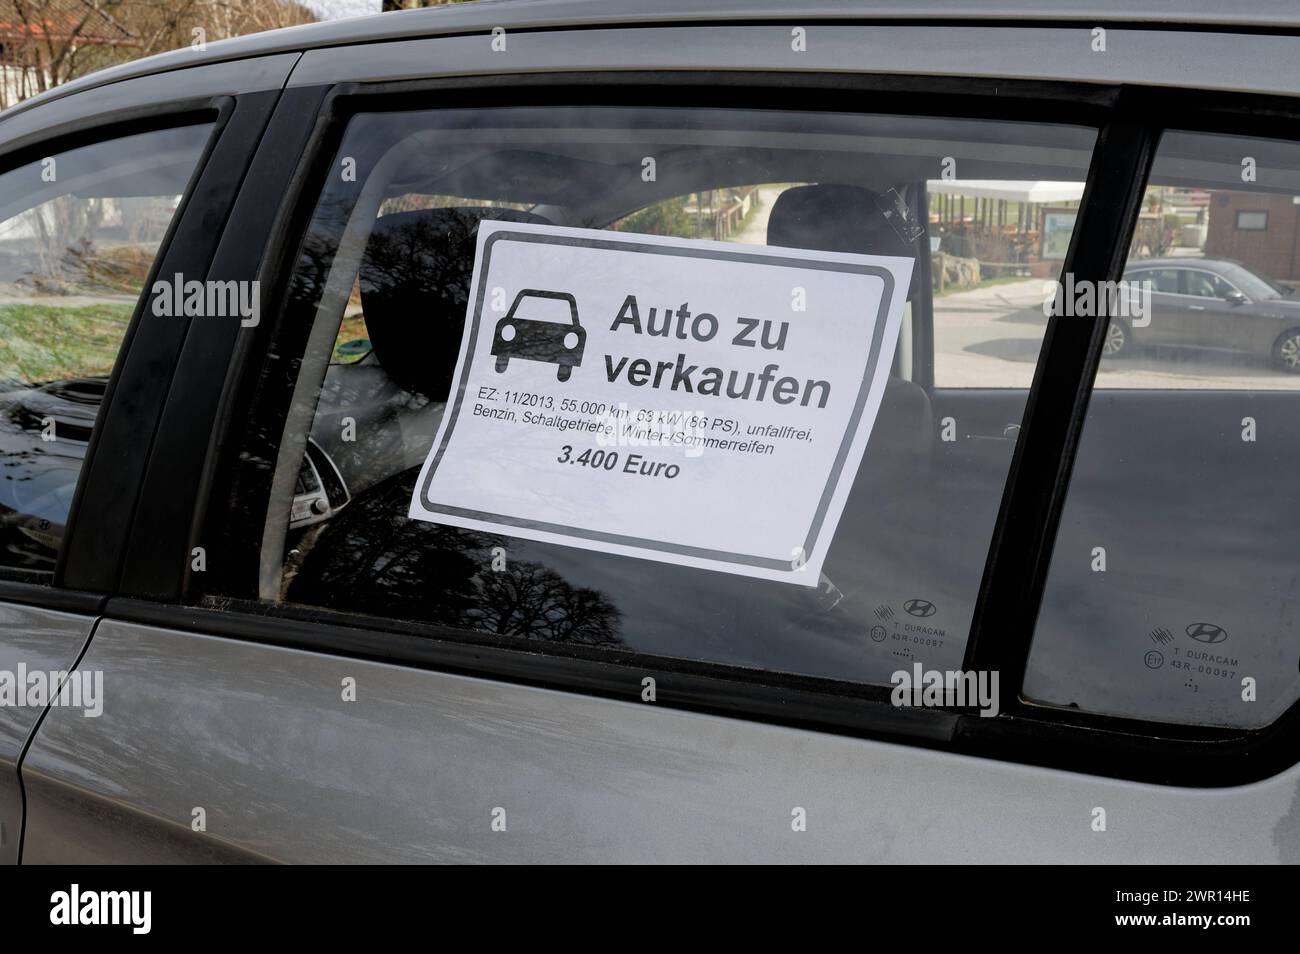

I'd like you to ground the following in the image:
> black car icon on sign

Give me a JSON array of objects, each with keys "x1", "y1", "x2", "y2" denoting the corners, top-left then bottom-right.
[{"x1": 491, "y1": 289, "x2": 585, "y2": 382}]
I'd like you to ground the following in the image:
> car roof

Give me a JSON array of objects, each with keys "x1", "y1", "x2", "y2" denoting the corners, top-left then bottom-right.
[{"x1": 7, "y1": 0, "x2": 1300, "y2": 122}]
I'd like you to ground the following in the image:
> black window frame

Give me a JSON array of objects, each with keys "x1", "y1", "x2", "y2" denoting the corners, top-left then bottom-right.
[{"x1": 107, "y1": 70, "x2": 1300, "y2": 787}]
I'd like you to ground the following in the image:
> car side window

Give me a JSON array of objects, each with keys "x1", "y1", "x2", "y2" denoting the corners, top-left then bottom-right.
[
  {"x1": 1185, "y1": 270, "x2": 1232, "y2": 299},
  {"x1": 1148, "y1": 268, "x2": 1182, "y2": 294},
  {"x1": 1028, "y1": 129, "x2": 1300, "y2": 726},
  {"x1": 210, "y1": 105, "x2": 1095, "y2": 689},
  {"x1": 1126, "y1": 267, "x2": 1181, "y2": 295},
  {"x1": 0, "y1": 123, "x2": 213, "y2": 577}
]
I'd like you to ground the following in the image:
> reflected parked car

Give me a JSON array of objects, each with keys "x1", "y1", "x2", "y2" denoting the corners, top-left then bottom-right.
[{"x1": 1112, "y1": 257, "x2": 1300, "y2": 369}]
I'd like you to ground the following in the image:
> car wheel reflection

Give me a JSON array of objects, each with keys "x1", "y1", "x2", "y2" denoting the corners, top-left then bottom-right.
[
  {"x1": 1272, "y1": 328, "x2": 1300, "y2": 372},
  {"x1": 1103, "y1": 319, "x2": 1132, "y2": 358}
]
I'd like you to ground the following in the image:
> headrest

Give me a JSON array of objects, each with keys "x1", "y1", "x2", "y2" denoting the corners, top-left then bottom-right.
[
  {"x1": 767, "y1": 185, "x2": 920, "y2": 295},
  {"x1": 359, "y1": 206, "x2": 552, "y2": 399}
]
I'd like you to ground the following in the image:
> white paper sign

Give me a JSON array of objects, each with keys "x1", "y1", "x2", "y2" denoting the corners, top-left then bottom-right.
[{"x1": 409, "y1": 221, "x2": 913, "y2": 586}]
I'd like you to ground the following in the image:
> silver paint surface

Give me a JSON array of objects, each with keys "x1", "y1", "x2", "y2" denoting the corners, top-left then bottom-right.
[
  {"x1": 4, "y1": 0, "x2": 1300, "y2": 121},
  {"x1": 21, "y1": 621, "x2": 1298, "y2": 863},
  {"x1": 0, "y1": 54, "x2": 300, "y2": 151},
  {"x1": 287, "y1": 26, "x2": 1300, "y2": 101},
  {"x1": 0, "y1": 604, "x2": 94, "y2": 865}
]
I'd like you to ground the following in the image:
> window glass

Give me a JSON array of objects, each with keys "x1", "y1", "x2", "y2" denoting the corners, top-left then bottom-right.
[
  {"x1": 1027, "y1": 129, "x2": 1300, "y2": 727},
  {"x1": 929, "y1": 186, "x2": 1084, "y2": 389},
  {"x1": 221, "y1": 106, "x2": 1094, "y2": 687},
  {"x1": 1184, "y1": 270, "x2": 1232, "y2": 299},
  {"x1": 1097, "y1": 133, "x2": 1300, "y2": 390},
  {"x1": 1235, "y1": 210, "x2": 1268, "y2": 231},
  {"x1": 0, "y1": 123, "x2": 212, "y2": 575},
  {"x1": 1132, "y1": 267, "x2": 1182, "y2": 295}
]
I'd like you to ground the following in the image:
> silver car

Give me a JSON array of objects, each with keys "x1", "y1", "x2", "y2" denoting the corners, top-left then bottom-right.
[{"x1": 0, "y1": 0, "x2": 1298, "y2": 872}]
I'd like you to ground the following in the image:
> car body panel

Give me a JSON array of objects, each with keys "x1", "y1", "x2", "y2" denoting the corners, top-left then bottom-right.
[
  {"x1": 7, "y1": 0, "x2": 1300, "y2": 119},
  {"x1": 0, "y1": 604, "x2": 95, "y2": 865},
  {"x1": 3, "y1": 1, "x2": 1297, "y2": 120},
  {"x1": 20, "y1": 619, "x2": 1300, "y2": 864},
  {"x1": 0, "y1": 55, "x2": 299, "y2": 155},
  {"x1": 285, "y1": 24, "x2": 1300, "y2": 99}
]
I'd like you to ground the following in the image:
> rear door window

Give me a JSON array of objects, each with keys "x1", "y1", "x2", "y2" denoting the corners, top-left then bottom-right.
[
  {"x1": 1131, "y1": 268, "x2": 1182, "y2": 295},
  {"x1": 210, "y1": 105, "x2": 1095, "y2": 687}
]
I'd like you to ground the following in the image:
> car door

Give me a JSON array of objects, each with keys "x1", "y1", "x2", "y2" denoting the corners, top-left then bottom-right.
[
  {"x1": 1128, "y1": 266, "x2": 1187, "y2": 346},
  {"x1": 1181, "y1": 268, "x2": 1247, "y2": 352},
  {"x1": 17, "y1": 22, "x2": 1300, "y2": 864},
  {"x1": 0, "y1": 54, "x2": 297, "y2": 864}
]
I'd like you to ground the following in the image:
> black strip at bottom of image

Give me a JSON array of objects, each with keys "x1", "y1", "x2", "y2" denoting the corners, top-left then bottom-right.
[{"x1": 0, "y1": 864, "x2": 1289, "y2": 938}]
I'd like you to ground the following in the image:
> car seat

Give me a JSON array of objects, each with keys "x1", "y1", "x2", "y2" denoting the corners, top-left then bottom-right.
[
  {"x1": 310, "y1": 206, "x2": 553, "y2": 495},
  {"x1": 766, "y1": 184, "x2": 933, "y2": 470},
  {"x1": 360, "y1": 206, "x2": 555, "y2": 401}
]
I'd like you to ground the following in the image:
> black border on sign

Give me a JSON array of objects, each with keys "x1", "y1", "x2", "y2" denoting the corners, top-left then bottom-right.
[{"x1": 416, "y1": 226, "x2": 899, "y2": 573}]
